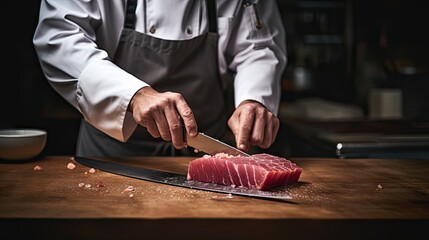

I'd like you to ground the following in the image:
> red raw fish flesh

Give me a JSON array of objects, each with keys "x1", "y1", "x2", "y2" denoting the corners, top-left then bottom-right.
[{"x1": 187, "y1": 153, "x2": 302, "y2": 190}]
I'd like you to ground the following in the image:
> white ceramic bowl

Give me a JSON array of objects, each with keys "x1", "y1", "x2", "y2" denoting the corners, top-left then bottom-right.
[{"x1": 0, "y1": 129, "x2": 47, "y2": 160}]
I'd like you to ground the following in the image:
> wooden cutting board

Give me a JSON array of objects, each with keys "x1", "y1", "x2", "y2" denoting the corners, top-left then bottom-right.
[{"x1": 0, "y1": 156, "x2": 428, "y2": 239}]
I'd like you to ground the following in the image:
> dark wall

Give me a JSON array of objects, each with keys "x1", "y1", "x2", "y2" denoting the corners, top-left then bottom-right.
[
  {"x1": 2, "y1": 1, "x2": 45, "y2": 126},
  {"x1": 1, "y1": 1, "x2": 80, "y2": 155},
  {"x1": 353, "y1": 0, "x2": 429, "y2": 119},
  {"x1": 1, "y1": 1, "x2": 41, "y2": 125}
]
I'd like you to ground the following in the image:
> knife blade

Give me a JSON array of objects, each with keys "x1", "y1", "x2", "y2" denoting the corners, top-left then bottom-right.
[
  {"x1": 75, "y1": 156, "x2": 292, "y2": 201},
  {"x1": 185, "y1": 132, "x2": 251, "y2": 157},
  {"x1": 180, "y1": 117, "x2": 250, "y2": 157}
]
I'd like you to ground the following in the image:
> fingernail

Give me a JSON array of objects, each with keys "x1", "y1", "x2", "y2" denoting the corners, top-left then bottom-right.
[
  {"x1": 239, "y1": 144, "x2": 247, "y2": 151},
  {"x1": 190, "y1": 130, "x2": 197, "y2": 137}
]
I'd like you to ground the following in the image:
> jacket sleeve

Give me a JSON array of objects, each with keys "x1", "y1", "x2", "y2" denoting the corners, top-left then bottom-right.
[
  {"x1": 219, "y1": 0, "x2": 287, "y2": 115},
  {"x1": 33, "y1": 0, "x2": 146, "y2": 142}
]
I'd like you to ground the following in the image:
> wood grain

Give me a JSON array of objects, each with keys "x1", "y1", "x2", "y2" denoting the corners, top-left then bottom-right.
[{"x1": 0, "y1": 156, "x2": 428, "y2": 239}]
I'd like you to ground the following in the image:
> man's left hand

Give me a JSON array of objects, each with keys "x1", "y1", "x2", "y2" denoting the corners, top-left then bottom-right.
[{"x1": 228, "y1": 100, "x2": 280, "y2": 152}]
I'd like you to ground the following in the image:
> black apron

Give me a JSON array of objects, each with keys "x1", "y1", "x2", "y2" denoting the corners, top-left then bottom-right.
[{"x1": 76, "y1": 0, "x2": 227, "y2": 157}]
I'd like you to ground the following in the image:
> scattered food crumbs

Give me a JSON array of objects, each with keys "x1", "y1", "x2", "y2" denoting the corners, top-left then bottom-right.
[
  {"x1": 194, "y1": 149, "x2": 199, "y2": 153},
  {"x1": 376, "y1": 184, "x2": 383, "y2": 191},
  {"x1": 225, "y1": 193, "x2": 233, "y2": 199},
  {"x1": 67, "y1": 162, "x2": 76, "y2": 170},
  {"x1": 33, "y1": 165, "x2": 42, "y2": 171},
  {"x1": 120, "y1": 185, "x2": 136, "y2": 197},
  {"x1": 70, "y1": 157, "x2": 75, "y2": 161},
  {"x1": 84, "y1": 172, "x2": 88, "y2": 175},
  {"x1": 122, "y1": 185, "x2": 135, "y2": 193},
  {"x1": 96, "y1": 182, "x2": 105, "y2": 188},
  {"x1": 89, "y1": 168, "x2": 96, "y2": 173},
  {"x1": 84, "y1": 183, "x2": 91, "y2": 188},
  {"x1": 78, "y1": 183, "x2": 85, "y2": 187}
]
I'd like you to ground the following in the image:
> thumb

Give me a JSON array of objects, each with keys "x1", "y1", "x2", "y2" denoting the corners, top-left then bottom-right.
[{"x1": 236, "y1": 126, "x2": 250, "y2": 152}]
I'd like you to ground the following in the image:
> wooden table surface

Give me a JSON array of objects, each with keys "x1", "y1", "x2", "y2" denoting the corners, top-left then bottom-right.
[{"x1": 1, "y1": 156, "x2": 428, "y2": 240}]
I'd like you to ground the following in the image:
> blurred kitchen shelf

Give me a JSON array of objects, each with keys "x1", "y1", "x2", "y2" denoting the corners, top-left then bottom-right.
[{"x1": 282, "y1": 118, "x2": 429, "y2": 159}]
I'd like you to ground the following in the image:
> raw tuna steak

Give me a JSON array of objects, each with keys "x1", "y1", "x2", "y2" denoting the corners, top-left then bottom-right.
[{"x1": 186, "y1": 153, "x2": 302, "y2": 190}]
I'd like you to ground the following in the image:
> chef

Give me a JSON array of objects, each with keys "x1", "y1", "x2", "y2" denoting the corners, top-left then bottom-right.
[{"x1": 33, "y1": 0, "x2": 287, "y2": 157}]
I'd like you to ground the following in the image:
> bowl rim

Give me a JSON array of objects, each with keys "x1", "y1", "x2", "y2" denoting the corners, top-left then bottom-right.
[{"x1": 0, "y1": 128, "x2": 47, "y2": 138}]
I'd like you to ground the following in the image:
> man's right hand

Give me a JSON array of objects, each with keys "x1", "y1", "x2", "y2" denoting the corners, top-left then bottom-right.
[{"x1": 128, "y1": 86, "x2": 197, "y2": 149}]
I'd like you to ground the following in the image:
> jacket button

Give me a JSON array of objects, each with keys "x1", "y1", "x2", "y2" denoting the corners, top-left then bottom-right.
[{"x1": 149, "y1": 26, "x2": 156, "y2": 34}]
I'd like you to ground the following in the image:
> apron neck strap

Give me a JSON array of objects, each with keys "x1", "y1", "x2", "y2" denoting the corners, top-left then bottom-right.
[
  {"x1": 207, "y1": 0, "x2": 218, "y2": 33},
  {"x1": 124, "y1": 0, "x2": 137, "y2": 29}
]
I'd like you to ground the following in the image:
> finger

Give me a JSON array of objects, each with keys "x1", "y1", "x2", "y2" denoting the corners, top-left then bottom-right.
[
  {"x1": 261, "y1": 114, "x2": 280, "y2": 148},
  {"x1": 165, "y1": 108, "x2": 185, "y2": 149},
  {"x1": 143, "y1": 116, "x2": 160, "y2": 138},
  {"x1": 271, "y1": 117, "x2": 280, "y2": 145},
  {"x1": 237, "y1": 110, "x2": 255, "y2": 152},
  {"x1": 175, "y1": 95, "x2": 197, "y2": 137},
  {"x1": 152, "y1": 109, "x2": 171, "y2": 142},
  {"x1": 227, "y1": 111, "x2": 240, "y2": 137},
  {"x1": 260, "y1": 118, "x2": 272, "y2": 149},
  {"x1": 249, "y1": 110, "x2": 266, "y2": 146}
]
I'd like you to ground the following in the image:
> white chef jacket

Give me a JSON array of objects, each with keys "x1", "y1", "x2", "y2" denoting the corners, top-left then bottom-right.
[{"x1": 33, "y1": 0, "x2": 287, "y2": 142}]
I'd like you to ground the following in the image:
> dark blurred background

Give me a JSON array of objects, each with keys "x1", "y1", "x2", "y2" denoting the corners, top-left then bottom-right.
[
  {"x1": 2, "y1": 0, "x2": 428, "y2": 157},
  {"x1": 277, "y1": 0, "x2": 429, "y2": 115}
]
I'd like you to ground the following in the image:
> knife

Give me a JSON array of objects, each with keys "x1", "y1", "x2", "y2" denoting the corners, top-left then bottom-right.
[
  {"x1": 74, "y1": 156, "x2": 292, "y2": 201},
  {"x1": 180, "y1": 117, "x2": 251, "y2": 157},
  {"x1": 185, "y1": 132, "x2": 251, "y2": 157}
]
